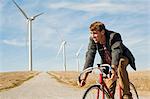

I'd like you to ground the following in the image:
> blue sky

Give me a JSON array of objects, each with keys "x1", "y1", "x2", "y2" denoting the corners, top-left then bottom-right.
[{"x1": 0, "y1": 0, "x2": 150, "y2": 72}]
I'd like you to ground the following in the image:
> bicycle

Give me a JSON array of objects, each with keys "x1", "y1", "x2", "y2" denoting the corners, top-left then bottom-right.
[{"x1": 78, "y1": 64, "x2": 139, "y2": 99}]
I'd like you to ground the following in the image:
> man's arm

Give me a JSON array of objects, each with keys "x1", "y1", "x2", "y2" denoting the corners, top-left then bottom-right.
[
  {"x1": 111, "y1": 33, "x2": 123, "y2": 68},
  {"x1": 110, "y1": 33, "x2": 123, "y2": 81},
  {"x1": 83, "y1": 37, "x2": 97, "y2": 70},
  {"x1": 78, "y1": 37, "x2": 97, "y2": 87}
]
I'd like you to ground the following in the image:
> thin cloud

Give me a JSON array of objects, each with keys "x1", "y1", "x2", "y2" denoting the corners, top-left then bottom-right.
[
  {"x1": 48, "y1": 2, "x2": 147, "y2": 13},
  {"x1": 2, "y1": 39, "x2": 26, "y2": 47}
]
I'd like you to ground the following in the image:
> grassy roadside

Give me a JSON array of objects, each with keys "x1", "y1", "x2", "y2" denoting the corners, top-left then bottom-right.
[
  {"x1": 48, "y1": 71, "x2": 101, "y2": 88},
  {"x1": 129, "y1": 71, "x2": 150, "y2": 91},
  {"x1": 0, "y1": 71, "x2": 39, "y2": 92},
  {"x1": 47, "y1": 71, "x2": 150, "y2": 92}
]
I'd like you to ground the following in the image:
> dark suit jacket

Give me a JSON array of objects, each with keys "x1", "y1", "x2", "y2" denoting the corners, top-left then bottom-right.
[{"x1": 83, "y1": 29, "x2": 136, "y2": 70}]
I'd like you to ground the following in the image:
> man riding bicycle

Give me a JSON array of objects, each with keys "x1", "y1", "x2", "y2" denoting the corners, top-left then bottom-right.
[{"x1": 78, "y1": 21, "x2": 136, "y2": 99}]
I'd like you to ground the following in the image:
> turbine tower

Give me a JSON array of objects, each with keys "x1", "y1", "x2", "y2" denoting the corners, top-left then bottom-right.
[
  {"x1": 75, "y1": 44, "x2": 83, "y2": 72},
  {"x1": 12, "y1": 0, "x2": 43, "y2": 71},
  {"x1": 57, "y1": 40, "x2": 67, "y2": 72}
]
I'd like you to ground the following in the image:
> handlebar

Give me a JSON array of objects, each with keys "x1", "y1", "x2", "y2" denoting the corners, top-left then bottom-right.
[{"x1": 78, "y1": 64, "x2": 112, "y2": 83}]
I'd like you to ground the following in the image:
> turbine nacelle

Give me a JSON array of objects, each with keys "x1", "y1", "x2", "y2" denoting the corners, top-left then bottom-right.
[
  {"x1": 30, "y1": 13, "x2": 44, "y2": 20},
  {"x1": 29, "y1": 17, "x2": 34, "y2": 20},
  {"x1": 62, "y1": 41, "x2": 67, "y2": 45},
  {"x1": 76, "y1": 53, "x2": 79, "y2": 57}
]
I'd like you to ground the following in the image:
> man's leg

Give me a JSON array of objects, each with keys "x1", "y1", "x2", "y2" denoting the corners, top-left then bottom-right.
[
  {"x1": 107, "y1": 80, "x2": 116, "y2": 97},
  {"x1": 106, "y1": 72, "x2": 117, "y2": 98},
  {"x1": 118, "y1": 57, "x2": 132, "y2": 99}
]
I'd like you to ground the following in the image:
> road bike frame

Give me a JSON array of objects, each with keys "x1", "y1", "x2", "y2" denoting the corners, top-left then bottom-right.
[
  {"x1": 98, "y1": 68, "x2": 124, "y2": 99},
  {"x1": 97, "y1": 65, "x2": 113, "y2": 99},
  {"x1": 80, "y1": 64, "x2": 135, "y2": 99}
]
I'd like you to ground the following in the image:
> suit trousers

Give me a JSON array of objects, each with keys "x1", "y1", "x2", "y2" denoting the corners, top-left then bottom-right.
[{"x1": 107, "y1": 56, "x2": 132, "y2": 99}]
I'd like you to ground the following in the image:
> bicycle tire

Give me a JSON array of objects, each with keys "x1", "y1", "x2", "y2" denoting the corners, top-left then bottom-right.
[
  {"x1": 129, "y1": 82, "x2": 139, "y2": 99},
  {"x1": 83, "y1": 85, "x2": 111, "y2": 99}
]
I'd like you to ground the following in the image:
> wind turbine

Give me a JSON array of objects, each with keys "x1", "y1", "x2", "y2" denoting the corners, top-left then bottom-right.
[
  {"x1": 57, "y1": 40, "x2": 67, "y2": 71},
  {"x1": 53, "y1": 27, "x2": 68, "y2": 72},
  {"x1": 75, "y1": 44, "x2": 83, "y2": 72},
  {"x1": 12, "y1": 0, "x2": 43, "y2": 71}
]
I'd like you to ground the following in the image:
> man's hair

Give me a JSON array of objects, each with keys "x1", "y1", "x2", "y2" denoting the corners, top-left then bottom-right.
[{"x1": 90, "y1": 21, "x2": 105, "y2": 31}]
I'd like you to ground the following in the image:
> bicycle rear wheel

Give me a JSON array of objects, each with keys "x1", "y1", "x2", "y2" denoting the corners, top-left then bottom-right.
[
  {"x1": 83, "y1": 85, "x2": 111, "y2": 99},
  {"x1": 129, "y1": 82, "x2": 139, "y2": 99}
]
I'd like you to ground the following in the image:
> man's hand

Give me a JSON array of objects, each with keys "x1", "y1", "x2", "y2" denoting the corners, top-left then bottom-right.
[
  {"x1": 110, "y1": 65, "x2": 118, "y2": 81},
  {"x1": 77, "y1": 72, "x2": 89, "y2": 87},
  {"x1": 110, "y1": 71, "x2": 118, "y2": 82},
  {"x1": 77, "y1": 79, "x2": 86, "y2": 87},
  {"x1": 105, "y1": 65, "x2": 118, "y2": 88}
]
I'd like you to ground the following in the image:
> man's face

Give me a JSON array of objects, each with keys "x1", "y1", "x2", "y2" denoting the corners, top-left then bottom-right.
[{"x1": 90, "y1": 29, "x2": 104, "y2": 43}]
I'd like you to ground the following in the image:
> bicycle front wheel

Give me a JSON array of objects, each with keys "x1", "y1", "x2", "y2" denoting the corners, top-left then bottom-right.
[
  {"x1": 83, "y1": 85, "x2": 111, "y2": 99},
  {"x1": 130, "y1": 82, "x2": 139, "y2": 99}
]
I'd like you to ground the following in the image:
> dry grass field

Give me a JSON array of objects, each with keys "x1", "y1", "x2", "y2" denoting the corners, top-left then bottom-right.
[
  {"x1": 48, "y1": 71, "x2": 99, "y2": 88},
  {"x1": 0, "y1": 70, "x2": 149, "y2": 96},
  {"x1": 129, "y1": 71, "x2": 150, "y2": 91},
  {"x1": 48, "y1": 70, "x2": 150, "y2": 94},
  {"x1": 0, "y1": 71, "x2": 39, "y2": 91}
]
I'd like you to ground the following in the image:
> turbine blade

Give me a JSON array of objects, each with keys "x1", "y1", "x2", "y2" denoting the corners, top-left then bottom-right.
[
  {"x1": 12, "y1": 0, "x2": 28, "y2": 19},
  {"x1": 54, "y1": 28, "x2": 64, "y2": 42},
  {"x1": 51, "y1": 25, "x2": 64, "y2": 42},
  {"x1": 33, "y1": 12, "x2": 44, "y2": 19},
  {"x1": 56, "y1": 42, "x2": 64, "y2": 57},
  {"x1": 76, "y1": 44, "x2": 83, "y2": 56}
]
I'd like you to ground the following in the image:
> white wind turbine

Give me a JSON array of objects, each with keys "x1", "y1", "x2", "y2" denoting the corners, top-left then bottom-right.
[
  {"x1": 54, "y1": 28, "x2": 67, "y2": 71},
  {"x1": 12, "y1": 0, "x2": 43, "y2": 71},
  {"x1": 75, "y1": 44, "x2": 83, "y2": 72},
  {"x1": 57, "y1": 40, "x2": 67, "y2": 71}
]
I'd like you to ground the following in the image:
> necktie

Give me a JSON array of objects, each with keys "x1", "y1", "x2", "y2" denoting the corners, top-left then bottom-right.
[{"x1": 102, "y1": 45, "x2": 112, "y2": 64}]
